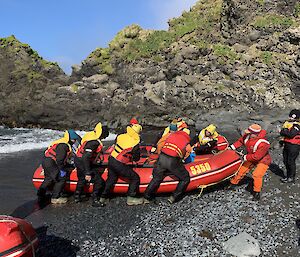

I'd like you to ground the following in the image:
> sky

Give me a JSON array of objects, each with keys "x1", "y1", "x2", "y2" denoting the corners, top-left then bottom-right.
[{"x1": 0, "y1": 0, "x2": 198, "y2": 74}]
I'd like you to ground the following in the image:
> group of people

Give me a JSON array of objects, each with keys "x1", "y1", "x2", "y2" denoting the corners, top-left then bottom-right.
[{"x1": 37, "y1": 109, "x2": 300, "y2": 206}]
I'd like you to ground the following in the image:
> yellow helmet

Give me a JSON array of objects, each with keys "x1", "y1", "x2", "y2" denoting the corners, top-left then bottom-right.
[
  {"x1": 131, "y1": 124, "x2": 142, "y2": 134},
  {"x1": 206, "y1": 124, "x2": 217, "y2": 134}
]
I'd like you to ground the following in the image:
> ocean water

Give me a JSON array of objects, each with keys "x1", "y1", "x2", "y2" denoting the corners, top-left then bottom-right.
[
  {"x1": 0, "y1": 126, "x2": 117, "y2": 155},
  {"x1": 0, "y1": 126, "x2": 117, "y2": 215}
]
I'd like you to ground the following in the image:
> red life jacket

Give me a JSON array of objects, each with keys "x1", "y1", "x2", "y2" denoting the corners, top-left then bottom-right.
[
  {"x1": 283, "y1": 127, "x2": 300, "y2": 145},
  {"x1": 216, "y1": 135, "x2": 229, "y2": 151},
  {"x1": 162, "y1": 131, "x2": 190, "y2": 158},
  {"x1": 232, "y1": 130, "x2": 271, "y2": 165},
  {"x1": 44, "y1": 143, "x2": 71, "y2": 163},
  {"x1": 113, "y1": 145, "x2": 135, "y2": 164},
  {"x1": 76, "y1": 140, "x2": 103, "y2": 162}
]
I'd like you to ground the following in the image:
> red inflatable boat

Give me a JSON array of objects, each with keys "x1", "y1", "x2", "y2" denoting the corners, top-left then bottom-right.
[
  {"x1": 0, "y1": 216, "x2": 38, "y2": 257},
  {"x1": 32, "y1": 146, "x2": 242, "y2": 194}
]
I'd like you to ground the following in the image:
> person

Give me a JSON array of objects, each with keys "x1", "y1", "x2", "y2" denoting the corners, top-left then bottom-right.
[
  {"x1": 74, "y1": 122, "x2": 109, "y2": 207},
  {"x1": 279, "y1": 109, "x2": 300, "y2": 183},
  {"x1": 151, "y1": 118, "x2": 188, "y2": 153},
  {"x1": 144, "y1": 128, "x2": 192, "y2": 204},
  {"x1": 129, "y1": 117, "x2": 139, "y2": 125},
  {"x1": 155, "y1": 122, "x2": 178, "y2": 154},
  {"x1": 226, "y1": 124, "x2": 271, "y2": 201},
  {"x1": 37, "y1": 130, "x2": 80, "y2": 204},
  {"x1": 100, "y1": 123, "x2": 144, "y2": 206},
  {"x1": 193, "y1": 124, "x2": 229, "y2": 154}
]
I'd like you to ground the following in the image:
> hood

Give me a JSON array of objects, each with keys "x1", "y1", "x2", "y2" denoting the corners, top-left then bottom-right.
[
  {"x1": 50, "y1": 130, "x2": 70, "y2": 146},
  {"x1": 81, "y1": 122, "x2": 103, "y2": 144},
  {"x1": 205, "y1": 124, "x2": 218, "y2": 138},
  {"x1": 255, "y1": 129, "x2": 267, "y2": 139},
  {"x1": 126, "y1": 125, "x2": 141, "y2": 141}
]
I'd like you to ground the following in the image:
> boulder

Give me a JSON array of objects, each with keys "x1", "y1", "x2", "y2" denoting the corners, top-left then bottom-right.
[
  {"x1": 223, "y1": 232, "x2": 261, "y2": 257},
  {"x1": 82, "y1": 74, "x2": 109, "y2": 84}
]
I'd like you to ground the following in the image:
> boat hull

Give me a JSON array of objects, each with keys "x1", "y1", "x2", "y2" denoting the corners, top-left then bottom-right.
[{"x1": 32, "y1": 148, "x2": 241, "y2": 194}]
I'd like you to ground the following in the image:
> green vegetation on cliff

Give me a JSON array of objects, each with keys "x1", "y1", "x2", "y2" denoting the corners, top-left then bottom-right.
[
  {"x1": 0, "y1": 35, "x2": 65, "y2": 84},
  {"x1": 86, "y1": 0, "x2": 223, "y2": 65}
]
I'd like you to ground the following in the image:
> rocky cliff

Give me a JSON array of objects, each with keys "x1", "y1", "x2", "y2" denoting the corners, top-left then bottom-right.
[{"x1": 1, "y1": 0, "x2": 300, "y2": 130}]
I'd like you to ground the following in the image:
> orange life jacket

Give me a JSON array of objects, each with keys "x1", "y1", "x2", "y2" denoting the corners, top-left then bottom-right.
[
  {"x1": 162, "y1": 131, "x2": 190, "y2": 158},
  {"x1": 44, "y1": 143, "x2": 71, "y2": 163},
  {"x1": 76, "y1": 140, "x2": 103, "y2": 162},
  {"x1": 156, "y1": 132, "x2": 171, "y2": 154}
]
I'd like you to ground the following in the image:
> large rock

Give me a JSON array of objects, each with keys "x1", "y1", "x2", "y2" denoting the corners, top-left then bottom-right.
[{"x1": 223, "y1": 232, "x2": 261, "y2": 257}]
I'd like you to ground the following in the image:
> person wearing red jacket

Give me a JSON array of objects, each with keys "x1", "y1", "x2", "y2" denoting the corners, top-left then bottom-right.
[
  {"x1": 226, "y1": 124, "x2": 271, "y2": 201},
  {"x1": 144, "y1": 128, "x2": 191, "y2": 204},
  {"x1": 279, "y1": 109, "x2": 300, "y2": 183}
]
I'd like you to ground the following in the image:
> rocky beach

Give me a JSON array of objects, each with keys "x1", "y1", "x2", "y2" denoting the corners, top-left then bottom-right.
[{"x1": 0, "y1": 125, "x2": 298, "y2": 257}]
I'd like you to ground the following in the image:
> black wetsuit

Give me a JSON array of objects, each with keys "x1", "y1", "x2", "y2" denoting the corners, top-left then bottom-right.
[
  {"x1": 144, "y1": 153, "x2": 190, "y2": 201},
  {"x1": 37, "y1": 144, "x2": 69, "y2": 199},
  {"x1": 280, "y1": 124, "x2": 300, "y2": 179},
  {"x1": 74, "y1": 140, "x2": 105, "y2": 199},
  {"x1": 101, "y1": 145, "x2": 141, "y2": 198}
]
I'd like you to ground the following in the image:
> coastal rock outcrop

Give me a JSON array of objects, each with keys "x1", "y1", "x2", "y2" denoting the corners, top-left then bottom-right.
[{"x1": 1, "y1": 0, "x2": 300, "y2": 129}]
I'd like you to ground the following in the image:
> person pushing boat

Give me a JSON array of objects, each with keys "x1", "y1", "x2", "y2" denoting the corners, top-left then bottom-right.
[
  {"x1": 37, "y1": 130, "x2": 80, "y2": 204},
  {"x1": 74, "y1": 122, "x2": 109, "y2": 207},
  {"x1": 226, "y1": 124, "x2": 271, "y2": 201},
  {"x1": 144, "y1": 127, "x2": 192, "y2": 204},
  {"x1": 99, "y1": 123, "x2": 144, "y2": 206}
]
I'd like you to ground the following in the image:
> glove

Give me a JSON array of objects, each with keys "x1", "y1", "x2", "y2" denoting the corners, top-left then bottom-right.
[
  {"x1": 207, "y1": 140, "x2": 217, "y2": 148},
  {"x1": 279, "y1": 140, "x2": 284, "y2": 147},
  {"x1": 150, "y1": 147, "x2": 157, "y2": 153},
  {"x1": 60, "y1": 170, "x2": 67, "y2": 177}
]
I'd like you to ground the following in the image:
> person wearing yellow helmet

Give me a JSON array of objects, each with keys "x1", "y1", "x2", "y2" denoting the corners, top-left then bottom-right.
[
  {"x1": 37, "y1": 130, "x2": 80, "y2": 204},
  {"x1": 152, "y1": 118, "x2": 188, "y2": 153},
  {"x1": 144, "y1": 128, "x2": 191, "y2": 204},
  {"x1": 74, "y1": 122, "x2": 109, "y2": 207},
  {"x1": 99, "y1": 123, "x2": 144, "y2": 206},
  {"x1": 192, "y1": 124, "x2": 228, "y2": 154}
]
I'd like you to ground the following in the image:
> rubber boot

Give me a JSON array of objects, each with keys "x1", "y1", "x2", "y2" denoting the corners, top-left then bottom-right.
[
  {"x1": 143, "y1": 197, "x2": 157, "y2": 205},
  {"x1": 287, "y1": 177, "x2": 295, "y2": 183},
  {"x1": 126, "y1": 196, "x2": 144, "y2": 206},
  {"x1": 99, "y1": 197, "x2": 109, "y2": 207},
  {"x1": 252, "y1": 192, "x2": 260, "y2": 201},
  {"x1": 51, "y1": 197, "x2": 68, "y2": 204},
  {"x1": 91, "y1": 198, "x2": 103, "y2": 208},
  {"x1": 167, "y1": 196, "x2": 176, "y2": 204},
  {"x1": 225, "y1": 183, "x2": 238, "y2": 191},
  {"x1": 74, "y1": 192, "x2": 81, "y2": 203}
]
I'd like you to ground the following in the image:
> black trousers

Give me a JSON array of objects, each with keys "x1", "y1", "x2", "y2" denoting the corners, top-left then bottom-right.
[
  {"x1": 74, "y1": 157, "x2": 105, "y2": 199},
  {"x1": 283, "y1": 143, "x2": 300, "y2": 179},
  {"x1": 101, "y1": 156, "x2": 140, "y2": 198},
  {"x1": 37, "y1": 157, "x2": 66, "y2": 199},
  {"x1": 144, "y1": 153, "x2": 190, "y2": 201}
]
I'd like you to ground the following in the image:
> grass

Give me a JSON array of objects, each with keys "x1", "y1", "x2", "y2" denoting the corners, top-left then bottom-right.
[
  {"x1": 256, "y1": 0, "x2": 265, "y2": 6},
  {"x1": 260, "y1": 51, "x2": 273, "y2": 65},
  {"x1": 108, "y1": 0, "x2": 223, "y2": 62},
  {"x1": 253, "y1": 14, "x2": 294, "y2": 29},
  {"x1": 295, "y1": 3, "x2": 300, "y2": 18},
  {"x1": 70, "y1": 84, "x2": 79, "y2": 93},
  {"x1": 213, "y1": 44, "x2": 238, "y2": 60}
]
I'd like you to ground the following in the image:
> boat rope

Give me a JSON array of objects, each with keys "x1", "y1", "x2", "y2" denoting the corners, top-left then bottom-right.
[{"x1": 195, "y1": 160, "x2": 245, "y2": 198}]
